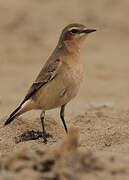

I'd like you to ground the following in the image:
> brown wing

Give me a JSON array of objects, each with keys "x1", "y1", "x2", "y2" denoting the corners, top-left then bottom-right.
[{"x1": 21, "y1": 58, "x2": 61, "y2": 105}]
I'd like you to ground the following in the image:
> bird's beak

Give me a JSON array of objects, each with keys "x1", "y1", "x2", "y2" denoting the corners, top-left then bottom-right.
[{"x1": 82, "y1": 29, "x2": 96, "y2": 34}]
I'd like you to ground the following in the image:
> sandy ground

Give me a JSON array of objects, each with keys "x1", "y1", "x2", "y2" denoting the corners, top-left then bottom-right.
[{"x1": 0, "y1": 0, "x2": 129, "y2": 179}]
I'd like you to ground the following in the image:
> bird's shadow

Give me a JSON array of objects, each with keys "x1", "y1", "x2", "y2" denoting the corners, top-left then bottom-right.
[{"x1": 15, "y1": 130, "x2": 52, "y2": 144}]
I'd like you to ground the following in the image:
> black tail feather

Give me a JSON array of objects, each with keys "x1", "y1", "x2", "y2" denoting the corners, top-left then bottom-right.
[
  {"x1": 4, "y1": 114, "x2": 17, "y2": 126},
  {"x1": 4, "y1": 105, "x2": 22, "y2": 126}
]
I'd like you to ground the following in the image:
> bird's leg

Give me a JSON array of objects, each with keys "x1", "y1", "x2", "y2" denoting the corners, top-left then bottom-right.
[
  {"x1": 60, "y1": 104, "x2": 68, "y2": 134},
  {"x1": 40, "y1": 110, "x2": 48, "y2": 143},
  {"x1": 40, "y1": 111, "x2": 52, "y2": 143}
]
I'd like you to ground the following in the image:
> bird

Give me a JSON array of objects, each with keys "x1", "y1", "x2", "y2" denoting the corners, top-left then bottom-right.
[{"x1": 4, "y1": 23, "x2": 96, "y2": 143}]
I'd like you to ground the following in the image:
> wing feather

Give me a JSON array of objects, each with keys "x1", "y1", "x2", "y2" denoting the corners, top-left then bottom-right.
[{"x1": 21, "y1": 58, "x2": 61, "y2": 105}]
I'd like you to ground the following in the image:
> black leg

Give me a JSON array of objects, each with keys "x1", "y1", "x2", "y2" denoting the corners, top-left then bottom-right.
[
  {"x1": 60, "y1": 104, "x2": 68, "y2": 134},
  {"x1": 40, "y1": 111, "x2": 47, "y2": 143}
]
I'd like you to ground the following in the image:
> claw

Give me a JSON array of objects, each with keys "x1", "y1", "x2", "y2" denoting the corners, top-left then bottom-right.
[{"x1": 42, "y1": 133, "x2": 52, "y2": 144}]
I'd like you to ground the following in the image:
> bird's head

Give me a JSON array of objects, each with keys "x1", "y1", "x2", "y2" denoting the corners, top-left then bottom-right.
[{"x1": 58, "y1": 23, "x2": 96, "y2": 50}]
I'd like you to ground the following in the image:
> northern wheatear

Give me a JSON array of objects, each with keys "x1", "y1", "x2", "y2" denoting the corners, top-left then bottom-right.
[{"x1": 5, "y1": 23, "x2": 96, "y2": 143}]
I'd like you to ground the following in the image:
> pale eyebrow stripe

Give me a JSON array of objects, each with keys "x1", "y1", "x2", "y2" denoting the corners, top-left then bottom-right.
[{"x1": 68, "y1": 27, "x2": 80, "y2": 31}]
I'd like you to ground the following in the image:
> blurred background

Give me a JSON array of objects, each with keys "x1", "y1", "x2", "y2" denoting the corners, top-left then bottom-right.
[{"x1": 0, "y1": 0, "x2": 129, "y2": 118}]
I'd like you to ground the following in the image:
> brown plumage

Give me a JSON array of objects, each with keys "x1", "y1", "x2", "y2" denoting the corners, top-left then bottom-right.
[{"x1": 5, "y1": 23, "x2": 96, "y2": 143}]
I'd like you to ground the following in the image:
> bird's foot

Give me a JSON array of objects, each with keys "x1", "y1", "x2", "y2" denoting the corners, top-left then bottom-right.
[{"x1": 42, "y1": 133, "x2": 52, "y2": 144}]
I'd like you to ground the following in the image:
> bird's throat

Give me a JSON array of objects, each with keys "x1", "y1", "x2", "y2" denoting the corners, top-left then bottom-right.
[{"x1": 64, "y1": 39, "x2": 81, "y2": 55}]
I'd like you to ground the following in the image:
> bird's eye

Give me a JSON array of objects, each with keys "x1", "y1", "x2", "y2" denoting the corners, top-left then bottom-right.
[{"x1": 71, "y1": 29, "x2": 79, "y2": 34}]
